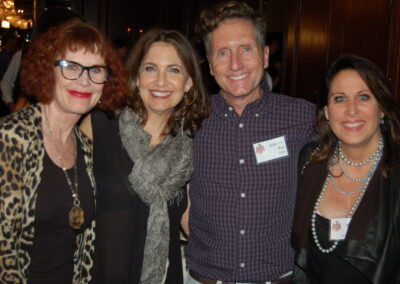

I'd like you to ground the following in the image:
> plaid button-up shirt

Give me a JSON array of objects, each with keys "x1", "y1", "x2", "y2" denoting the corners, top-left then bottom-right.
[{"x1": 186, "y1": 86, "x2": 317, "y2": 282}]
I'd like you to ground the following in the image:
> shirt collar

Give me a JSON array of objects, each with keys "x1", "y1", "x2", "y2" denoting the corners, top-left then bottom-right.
[{"x1": 212, "y1": 80, "x2": 271, "y2": 118}]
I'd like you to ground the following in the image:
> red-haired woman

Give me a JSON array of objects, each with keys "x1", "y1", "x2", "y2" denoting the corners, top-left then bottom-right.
[{"x1": 0, "y1": 19, "x2": 127, "y2": 283}]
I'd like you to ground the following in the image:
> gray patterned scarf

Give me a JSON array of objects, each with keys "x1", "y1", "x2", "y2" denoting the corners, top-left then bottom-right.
[{"x1": 119, "y1": 107, "x2": 193, "y2": 284}]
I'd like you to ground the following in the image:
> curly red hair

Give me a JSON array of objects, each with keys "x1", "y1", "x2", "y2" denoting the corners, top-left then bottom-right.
[{"x1": 20, "y1": 19, "x2": 127, "y2": 110}]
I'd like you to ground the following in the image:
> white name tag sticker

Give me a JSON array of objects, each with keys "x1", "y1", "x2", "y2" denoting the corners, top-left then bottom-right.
[
  {"x1": 253, "y1": 136, "x2": 288, "y2": 164},
  {"x1": 329, "y1": 217, "x2": 351, "y2": 241}
]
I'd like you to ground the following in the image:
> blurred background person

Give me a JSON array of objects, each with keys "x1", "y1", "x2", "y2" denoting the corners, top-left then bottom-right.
[
  {"x1": 0, "y1": 31, "x2": 19, "y2": 116},
  {"x1": 81, "y1": 28, "x2": 210, "y2": 284},
  {"x1": 292, "y1": 54, "x2": 400, "y2": 283},
  {"x1": 0, "y1": 32, "x2": 19, "y2": 80},
  {"x1": 113, "y1": 38, "x2": 129, "y2": 64},
  {"x1": 0, "y1": 19, "x2": 126, "y2": 283},
  {"x1": 266, "y1": 37, "x2": 283, "y2": 93}
]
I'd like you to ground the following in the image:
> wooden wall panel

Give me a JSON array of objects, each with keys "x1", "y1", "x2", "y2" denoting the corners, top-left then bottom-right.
[
  {"x1": 282, "y1": 0, "x2": 299, "y2": 99},
  {"x1": 76, "y1": 0, "x2": 267, "y2": 40},
  {"x1": 265, "y1": 0, "x2": 286, "y2": 32},
  {"x1": 335, "y1": 0, "x2": 391, "y2": 71},
  {"x1": 388, "y1": 0, "x2": 400, "y2": 101},
  {"x1": 284, "y1": 0, "x2": 398, "y2": 102},
  {"x1": 284, "y1": 0, "x2": 331, "y2": 101}
]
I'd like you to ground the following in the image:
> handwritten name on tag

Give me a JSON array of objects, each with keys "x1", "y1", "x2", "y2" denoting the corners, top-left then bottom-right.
[{"x1": 253, "y1": 136, "x2": 288, "y2": 164}]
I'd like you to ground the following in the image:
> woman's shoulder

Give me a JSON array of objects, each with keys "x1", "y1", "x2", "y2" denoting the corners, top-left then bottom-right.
[
  {"x1": 91, "y1": 109, "x2": 118, "y2": 123},
  {"x1": 385, "y1": 167, "x2": 400, "y2": 196},
  {"x1": 298, "y1": 142, "x2": 320, "y2": 174},
  {"x1": 0, "y1": 104, "x2": 41, "y2": 144},
  {"x1": 300, "y1": 141, "x2": 319, "y2": 155},
  {"x1": 0, "y1": 104, "x2": 40, "y2": 129},
  {"x1": 91, "y1": 109, "x2": 120, "y2": 134}
]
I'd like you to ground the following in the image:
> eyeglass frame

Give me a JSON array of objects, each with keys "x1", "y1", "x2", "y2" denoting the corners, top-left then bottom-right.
[{"x1": 54, "y1": 59, "x2": 110, "y2": 84}]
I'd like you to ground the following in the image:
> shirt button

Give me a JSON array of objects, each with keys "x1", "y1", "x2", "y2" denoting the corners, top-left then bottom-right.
[
  {"x1": 240, "y1": 262, "x2": 245, "y2": 268},
  {"x1": 255, "y1": 113, "x2": 259, "y2": 117},
  {"x1": 239, "y1": 159, "x2": 245, "y2": 164},
  {"x1": 240, "y1": 193, "x2": 246, "y2": 198},
  {"x1": 228, "y1": 106, "x2": 234, "y2": 111},
  {"x1": 224, "y1": 113, "x2": 228, "y2": 117},
  {"x1": 238, "y1": 123, "x2": 244, "y2": 128},
  {"x1": 240, "y1": 229, "x2": 246, "y2": 235}
]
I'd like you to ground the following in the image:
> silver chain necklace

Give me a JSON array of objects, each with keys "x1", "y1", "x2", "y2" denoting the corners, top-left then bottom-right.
[
  {"x1": 43, "y1": 107, "x2": 84, "y2": 230},
  {"x1": 311, "y1": 140, "x2": 383, "y2": 253}
]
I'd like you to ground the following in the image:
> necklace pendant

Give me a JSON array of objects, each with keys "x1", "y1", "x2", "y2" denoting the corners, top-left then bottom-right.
[{"x1": 69, "y1": 204, "x2": 85, "y2": 230}]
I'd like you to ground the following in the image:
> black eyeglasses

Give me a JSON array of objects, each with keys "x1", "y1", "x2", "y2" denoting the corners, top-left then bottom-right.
[{"x1": 55, "y1": 60, "x2": 110, "y2": 84}]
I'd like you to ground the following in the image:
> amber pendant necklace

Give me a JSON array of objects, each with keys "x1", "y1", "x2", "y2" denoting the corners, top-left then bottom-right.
[
  {"x1": 43, "y1": 106, "x2": 84, "y2": 230},
  {"x1": 63, "y1": 155, "x2": 84, "y2": 230}
]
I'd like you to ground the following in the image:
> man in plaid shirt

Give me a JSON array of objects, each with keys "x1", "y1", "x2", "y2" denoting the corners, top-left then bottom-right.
[{"x1": 185, "y1": 1, "x2": 317, "y2": 283}]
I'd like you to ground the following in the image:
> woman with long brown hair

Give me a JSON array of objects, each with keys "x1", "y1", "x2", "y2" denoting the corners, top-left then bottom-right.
[
  {"x1": 292, "y1": 54, "x2": 400, "y2": 283},
  {"x1": 81, "y1": 28, "x2": 210, "y2": 284}
]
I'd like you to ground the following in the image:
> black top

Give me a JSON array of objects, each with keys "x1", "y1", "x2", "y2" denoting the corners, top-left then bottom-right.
[
  {"x1": 28, "y1": 142, "x2": 95, "y2": 284},
  {"x1": 306, "y1": 215, "x2": 370, "y2": 284},
  {"x1": 91, "y1": 111, "x2": 187, "y2": 284}
]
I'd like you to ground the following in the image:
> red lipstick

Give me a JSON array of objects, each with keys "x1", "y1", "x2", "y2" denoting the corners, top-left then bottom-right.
[{"x1": 68, "y1": 90, "x2": 92, "y2": 98}]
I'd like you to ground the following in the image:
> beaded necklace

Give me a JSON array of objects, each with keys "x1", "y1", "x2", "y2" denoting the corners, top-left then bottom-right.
[{"x1": 338, "y1": 138, "x2": 383, "y2": 166}]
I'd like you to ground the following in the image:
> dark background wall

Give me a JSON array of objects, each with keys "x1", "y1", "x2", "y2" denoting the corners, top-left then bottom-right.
[
  {"x1": 16, "y1": 0, "x2": 400, "y2": 103},
  {"x1": 284, "y1": 0, "x2": 399, "y2": 102}
]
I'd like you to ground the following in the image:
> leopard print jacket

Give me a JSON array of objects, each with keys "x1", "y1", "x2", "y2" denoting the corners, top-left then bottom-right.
[{"x1": 0, "y1": 104, "x2": 95, "y2": 283}]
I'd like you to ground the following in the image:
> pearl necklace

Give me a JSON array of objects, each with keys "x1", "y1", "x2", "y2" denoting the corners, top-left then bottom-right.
[
  {"x1": 331, "y1": 153, "x2": 381, "y2": 195},
  {"x1": 311, "y1": 144, "x2": 382, "y2": 253},
  {"x1": 338, "y1": 137, "x2": 383, "y2": 167},
  {"x1": 331, "y1": 137, "x2": 383, "y2": 195},
  {"x1": 338, "y1": 160, "x2": 371, "y2": 182},
  {"x1": 311, "y1": 175, "x2": 367, "y2": 253},
  {"x1": 330, "y1": 175, "x2": 365, "y2": 195}
]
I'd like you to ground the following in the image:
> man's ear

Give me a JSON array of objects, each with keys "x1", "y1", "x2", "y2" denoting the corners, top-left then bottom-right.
[{"x1": 263, "y1": 46, "x2": 270, "y2": 69}]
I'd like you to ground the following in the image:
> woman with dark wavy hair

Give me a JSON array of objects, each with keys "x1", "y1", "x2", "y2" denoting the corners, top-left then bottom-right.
[
  {"x1": 81, "y1": 28, "x2": 210, "y2": 284},
  {"x1": 292, "y1": 54, "x2": 400, "y2": 283},
  {"x1": 0, "y1": 19, "x2": 127, "y2": 283}
]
